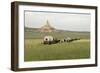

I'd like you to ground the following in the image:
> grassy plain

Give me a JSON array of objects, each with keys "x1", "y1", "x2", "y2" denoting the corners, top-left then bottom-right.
[
  {"x1": 24, "y1": 28, "x2": 90, "y2": 61},
  {"x1": 24, "y1": 39, "x2": 90, "y2": 61}
]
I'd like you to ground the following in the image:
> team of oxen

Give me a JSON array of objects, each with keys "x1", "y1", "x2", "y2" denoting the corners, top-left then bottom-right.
[{"x1": 43, "y1": 36, "x2": 80, "y2": 45}]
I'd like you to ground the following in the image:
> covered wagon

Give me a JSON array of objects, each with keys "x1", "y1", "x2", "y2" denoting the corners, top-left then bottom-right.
[{"x1": 43, "y1": 36, "x2": 60, "y2": 44}]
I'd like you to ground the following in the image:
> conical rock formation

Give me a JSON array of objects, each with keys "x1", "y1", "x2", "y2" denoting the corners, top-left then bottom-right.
[{"x1": 40, "y1": 20, "x2": 55, "y2": 32}]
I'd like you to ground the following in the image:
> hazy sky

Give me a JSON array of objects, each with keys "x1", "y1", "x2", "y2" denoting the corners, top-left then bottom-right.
[{"x1": 25, "y1": 11, "x2": 91, "y2": 32}]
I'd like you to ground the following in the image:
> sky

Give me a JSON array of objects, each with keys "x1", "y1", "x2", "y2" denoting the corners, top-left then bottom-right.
[{"x1": 25, "y1": 11, "x2": 91, "y2": 32}]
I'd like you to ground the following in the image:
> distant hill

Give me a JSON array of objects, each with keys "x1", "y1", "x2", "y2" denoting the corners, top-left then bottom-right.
[{"x1": 24, "y1": 27, "x2": 90, "y2": 39}]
